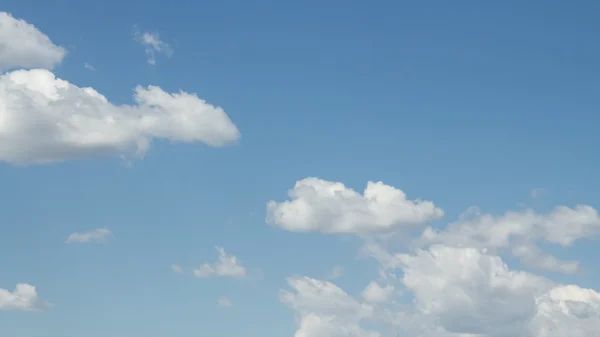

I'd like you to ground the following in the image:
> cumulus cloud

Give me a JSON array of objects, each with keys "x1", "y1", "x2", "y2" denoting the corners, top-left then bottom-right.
[
  {"x1": 266, "y1": 178, "x2": 443, "y2": 234},
  {"x1": 361, "y1": 281, "x2": 394, "y2": 304},
  {"x1": 0, "y1": 69, "x2": 240, "y2": 165},
  {"x1": 134, "y1": 28, "x2": 173, "y2": 65},
  {"x1": 280, "y1": 276, "x2": 379, "y2": 337},
  {"x1": 217, "y1": 297, "x2": 232, "y2": 307},
  {"x1": 419, "y1": 205, "x2": 600, "y2": 274},
  {"x1": 66, "y1": 228, "x2": 112, "y2": 244},
  {"x1": 193, "y1": 247, "x2": 246, "y2": 279},
  {"x1": 0, "y1": 12, "x2": 66, "y2": 72},
  {"x1": 396, "y1": 245, "x2": 554, "y2": 336},
  {"x1": 355, "y1": 244, "x2": 600, "y2": 336},
  {"x1": 531, "y1": 284, "x2": 600, "y2": 337},
  {"x1": 0, "y1": 283, "x2": 51, "y2": 311}
]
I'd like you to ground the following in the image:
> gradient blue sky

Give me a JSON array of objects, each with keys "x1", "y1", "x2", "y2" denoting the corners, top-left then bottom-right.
[{"x1": 1, "y1": 1, "x2": 599, "y2": 337}]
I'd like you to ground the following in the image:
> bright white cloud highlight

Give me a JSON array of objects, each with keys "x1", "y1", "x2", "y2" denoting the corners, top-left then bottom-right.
[
  {"x1": 0, "y1": 12, "x2": 66, "y2": 72},
  {"x1": 0, "y1": 69, "x2": 240, "y2": 164},
  {"x1": 134, "y1": 28, "x2": 173, "y2": 65},
  {"x1": 193, "y1": 247, "x2": 246, "y2": 279},
  {"x1": 66, "y1": 228, "x2": 112, "y2": 244},
  {"x1": 0, "y1": 283, "x2": 51, "y2": 311},
  {"x1": 280, "y1": 276, "x2": 379, "y2": 337},
  {"x1": 266, "y1": 178, "x2": 443, "y2": 234}
]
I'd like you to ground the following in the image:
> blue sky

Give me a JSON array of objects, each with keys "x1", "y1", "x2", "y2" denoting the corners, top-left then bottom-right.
[{"x1": 1, "y1": 1, "x2": 599, "y2": 336}]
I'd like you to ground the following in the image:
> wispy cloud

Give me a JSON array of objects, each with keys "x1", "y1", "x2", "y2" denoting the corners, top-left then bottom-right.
[
  {"x1": 193, "y1": 247, "x2": 246, "y2": 279},
  {"x1": 66, "y1": 228, "x2": 112, "y2": 244},
  {"x1": 217, "y1": 297, "x2": 232, "y2": 307},
  {"x1": 133, "y1": 27, "x2": 173, "y2": 65},
  {"x1": 83, "y1": 62, "x2": 96, "y2": 71}
]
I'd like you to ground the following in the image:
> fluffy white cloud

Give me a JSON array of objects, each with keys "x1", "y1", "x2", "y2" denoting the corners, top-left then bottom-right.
[
  {"x1": 266, "y1": 178, "x2": 443, "y2": 234},
  {"x1": 361, "y1": 281, "x2": 394, "y2": 304},
  {"x1": 134, "y1": 28, "x2": 173, "y2": 65},
  {"x1": 66, "y1": 228, "x2": 112, "y2": 244},
  {"x1": 361, "y1": 244, "x2": 600, "y2": 337},
  {"x1": 0, "y1": 12, "x2": 66, "y2": 72},
  {"x1": 419, "y1": 205, "x2": 600, "y2": 274},
  {"x1": 193, "y1": 247, "x2": 246, "y2": 279},
  {"x1": 531, "y1": 284, "x2": 600, "y2": 337},
  {"x1": 0, "y1": 283, "x2": 51, "y2": 311},
  {"x1": 280, "y1": 276, "x2": 379, "y2": 337},
  {"x1": 396, "y1": 245, "x2": 553, "y2": 336},
  {"x1": 0, "y1": 69, "x2": 240, "y2": 164},
  {"x1": 217, "y1": 297, "x2": 232, "y2": 307}
]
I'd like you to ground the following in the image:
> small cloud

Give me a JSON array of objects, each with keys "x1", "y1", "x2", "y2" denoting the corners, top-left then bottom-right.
[
  {"x1": 193, "y1": 246, "x2": 246, "y2": 279},
  {"x1": 66, "y1": 228, "x2": 112, "y2": 244},
  {"x1": 83, "y1": 62, "x2": 96, "y2": 71},
  {"x1": 133, "y1": 26, "x2": 173, "y2": 66},
  {"x1": 171, "y1": 264, "x2": 183, "y2": 273},
  {"x1": 0, "y1": 283, "x2": 52, "y2": 311},
  {"x1": 217, "y1": 297, "x2": 232, "y2": 307},
  {"x1": 531, "y1": 188, "x2": 549, "y2": 200},
  {"x1": 327, "y1": 265, "x2": 343, "y2": 279}
]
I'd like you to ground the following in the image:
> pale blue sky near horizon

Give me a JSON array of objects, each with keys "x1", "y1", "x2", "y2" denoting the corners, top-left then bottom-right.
[{"x1": 1, "y1": 1, "x2": 599, "y2": 336}]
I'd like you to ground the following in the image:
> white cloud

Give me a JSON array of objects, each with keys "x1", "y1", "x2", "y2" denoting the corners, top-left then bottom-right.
[
  {"x1": 327, "y1": 265, "x2": 343, "y2": 279},
  {"x1": 280, "y1": 276, "x2": 379, "y2": 337},
  {"x1": 193, "y1": 247, "x2": 246, "y2": 279},
  {"x1": 361, "y1": 281, "x2": 394, "y2": 304},
  {"x1": 171, "y1": 264, "x2": 183, "y2": 273},
  {"x1": 512, "y1": 243, "x2": 580, "y2": 275},
  {"x1": 396, "y1": 245, "x2": 553, "y2": 335},
  {"x1": 66, "y1": 228, "x2": 112, "y2": 244},
  {"x1": 0, "y1": 69, "x2": 240, "y2": 165},
  {"x1": 0, "y1": 12, "x2": 66, "y2": 72},
  {"x1": 361, "y1": 244, "x2": 600, "y2": 337},
  {"x1": 266, "y1": 178, "x2": 443, "y2": 234},
  {"x1": 217, "y1": 297, "x2": 232, "y2": 307},
  {"x1": 419, "y1": 205, "x2": 600, "y2": 274},
  {"x1": 0, "y1": 283, "x2": 51, "y2": 311},
  {"x1": 83, "y1": 62, "x2": 96, "y2": 71},
  {"x1": 134, "y1": 28, "x2": 173, "y2": 65},
  {"x1": 531, "y1": 284, "x2": 600, "y2": 337}
]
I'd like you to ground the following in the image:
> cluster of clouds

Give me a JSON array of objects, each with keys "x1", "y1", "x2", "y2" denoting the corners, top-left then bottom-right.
[
  {"x1": 0, "y1": 11, "x2": 239, "y2": 166},
  {"x1": 2, "y1": 11, "x2": 600, "y2": 337},
  {"x1": 268, "y1": 177, "x2": 600, "y2": 337},
  {"x1": 0, "y1": 11, "x2": 240, "y2": 311}
]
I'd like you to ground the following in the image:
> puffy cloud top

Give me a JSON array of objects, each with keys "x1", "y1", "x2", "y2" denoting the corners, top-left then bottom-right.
[
  {"x1": 0, "y1": 12, "x2": 66, "y2": 72},
  {"x1": 267, "y1": 178, "x2": 443, "y2": 234}
]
